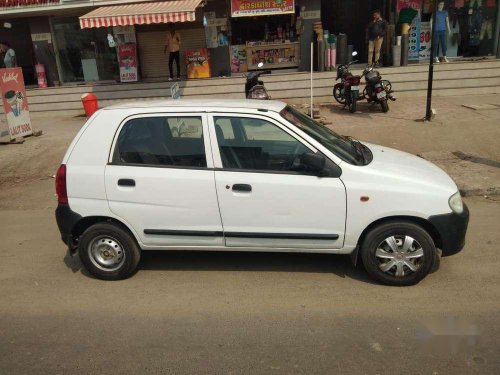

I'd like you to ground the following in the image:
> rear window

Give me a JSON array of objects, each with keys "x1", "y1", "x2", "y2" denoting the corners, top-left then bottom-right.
[{"x1": 114, "y1": 116, "x2": 206, "y2": 168}]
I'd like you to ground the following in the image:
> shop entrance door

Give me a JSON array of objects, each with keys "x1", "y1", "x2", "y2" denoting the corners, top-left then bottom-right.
[
  {"x1": 137, "y1": 27, "x2": 206, "y2": 80},
  {"x1": 52, "y1": 17, "x2": 119, "y2": 83},
  {"x1": 322, "y1": 0, "x2": 382, "y2": 63}
]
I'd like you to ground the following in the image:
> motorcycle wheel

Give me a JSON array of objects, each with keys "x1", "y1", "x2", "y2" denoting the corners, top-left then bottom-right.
[
  {"x1": 333, "y1": 83, "x2": 346, "y2": 105},
  {"x1": 380, "y1": 99, "x2": 389, "y2": 113},
  {"x1": 349, "y1": 98, "x2": 357, "y2": 113}
]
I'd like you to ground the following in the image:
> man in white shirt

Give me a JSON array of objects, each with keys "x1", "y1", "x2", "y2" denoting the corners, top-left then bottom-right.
[
  {"x1": 164, "y1": 24, "x2": 181, "y2": 80},
  {"x1": 0, "y1": 41, "x2": 16, "y2": 68}
]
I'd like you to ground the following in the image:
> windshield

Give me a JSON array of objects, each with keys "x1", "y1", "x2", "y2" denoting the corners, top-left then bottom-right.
[{"x1": 280, "y1": 106, "x2": 371, "y2": 165}]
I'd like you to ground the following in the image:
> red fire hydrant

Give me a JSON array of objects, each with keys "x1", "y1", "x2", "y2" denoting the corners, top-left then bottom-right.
[{"x1": 81, "y1": 93, "x2": 99, "y2": 117}]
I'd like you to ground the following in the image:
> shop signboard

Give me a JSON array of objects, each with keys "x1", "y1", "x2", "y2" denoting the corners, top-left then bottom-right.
[
  {"x1": 396, "y1": 0, "x2": 421, "y2": 12},
  {"x1": 185, "y1": 48, "x2": 211, "y2": 79},
  {"x1": 0, "y1": 68, "x2": 33, "y2": 140},
  {"x1": 231, "y1": 0, "x2": 295, "y2": 17},
  {"x1": 419, "y1": 21, "x2": 432, "y2": 60},
  {"x1": 118, "y1": 43, "x2": 138, "y2": 83}
]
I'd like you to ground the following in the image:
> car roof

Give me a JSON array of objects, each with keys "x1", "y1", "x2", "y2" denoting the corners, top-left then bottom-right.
[{"x1": 104, "y1": 99, "x2": 288, "y2": 113}]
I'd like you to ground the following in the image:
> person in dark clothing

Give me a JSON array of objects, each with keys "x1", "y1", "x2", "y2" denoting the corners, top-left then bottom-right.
[{"x1": 366, "y1": 10, "x2": 386, "y2": 66}]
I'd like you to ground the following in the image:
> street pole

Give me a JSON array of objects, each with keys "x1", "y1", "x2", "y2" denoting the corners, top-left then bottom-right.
[
  {"x1": 310, "y1": 41, "x2": 314, "y2": 118},
  {"x1": 425, "y1": 2, "x2": 438, "y2": 121}
]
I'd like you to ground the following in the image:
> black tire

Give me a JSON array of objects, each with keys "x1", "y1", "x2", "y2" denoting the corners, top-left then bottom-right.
[
  {"x1": 349, "y1": 97, "x2": 357, "y2": 113},
  {"x1": 333, "y1": 83, "x2": 346, "y2": 105},
  {"x1": 380, "y1": 99, "x2": 389, "y2": 113},
  {"x1": 360, "y1": 221, "x2": 436, "y2": 286},
  {"x1": 79, "y1": 222, "x2": 141, "y2": 280}
]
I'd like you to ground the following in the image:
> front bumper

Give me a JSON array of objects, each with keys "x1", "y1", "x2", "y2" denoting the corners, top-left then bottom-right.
[{"x1": 428, "y1": 203, "x2": 469, "y2": 256}]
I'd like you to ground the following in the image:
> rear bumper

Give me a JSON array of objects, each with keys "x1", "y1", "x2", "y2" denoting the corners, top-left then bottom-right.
[
  {"x1": 428, "y1": 203, "x2": 469, "y2": 256},
  {"x1": 55, "y1": 204, "x2": 82, "y2": 249}
]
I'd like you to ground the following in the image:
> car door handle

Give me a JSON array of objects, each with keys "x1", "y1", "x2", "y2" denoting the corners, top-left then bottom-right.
[
  {"x1": 118, "y1": 179, "x2": 135, "y2": 187},
  {"x1": 232, "y1": 184, "x2": 252, "y2": 192}
]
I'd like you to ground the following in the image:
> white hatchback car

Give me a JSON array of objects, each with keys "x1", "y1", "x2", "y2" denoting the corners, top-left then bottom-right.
[{"x1": 56, "y1": 99, "x2": 468, "y2": 285}]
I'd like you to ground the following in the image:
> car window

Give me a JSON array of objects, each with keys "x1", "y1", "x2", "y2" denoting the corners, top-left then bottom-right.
[
  {"x1": 115, "y1": 116, "x2": 206, "y2": 168},
  {"x1": 214, "y1": 118, "x2": 235, "y2": 140},
  {"x1": 214, "y1": 116, "x2": 310, "y2": 172}
]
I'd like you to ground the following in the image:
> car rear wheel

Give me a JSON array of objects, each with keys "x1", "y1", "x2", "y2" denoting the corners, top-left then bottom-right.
[
  {"x1": 79, "y1": 222, "x2": 141, "y2": 280},
  {"x1": 360, "y1": 221, "x2": 436, "y2": 286}
]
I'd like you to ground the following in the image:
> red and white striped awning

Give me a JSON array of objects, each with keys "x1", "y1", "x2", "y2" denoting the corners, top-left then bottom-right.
[{"x1": 79, "y1": 0, "x2": 202, "y2": 29}]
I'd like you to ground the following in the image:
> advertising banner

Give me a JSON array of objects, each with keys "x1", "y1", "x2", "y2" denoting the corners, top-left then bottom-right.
[
  {"x1": 408, "y1": 18, "x2": 421, "y2": 60},
  {"x1": 185, "y1": 48, "x2": 211, "y2": 79},
  {"x1": 118, "y1": 43, "x2": 138, "y2": 83},
  {"x1": 231, "y1": 0, "x2": 295, "y2": 17},
  {"x1": 419, "y1": 21, "x2": 432, "y2": 60},
  {"x1": 0, "y1": 68, "x2": 33, "y2": 140}
]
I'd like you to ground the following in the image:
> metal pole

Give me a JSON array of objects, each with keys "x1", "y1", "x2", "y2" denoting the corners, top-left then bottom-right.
[
  {"x1": 310, "y1": 41, "x2": 314, "y2": 118},
  {"x1": 425, "y1": 2, "x2": 438, "y2": 121}
]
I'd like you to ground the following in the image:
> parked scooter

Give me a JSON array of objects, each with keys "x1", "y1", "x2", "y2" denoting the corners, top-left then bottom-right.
[
  {"x1": 245, "y1": 62, "x2": 272, "y2": 99},
  {"x1": 361, "y1": 64, "x2": 396, "y2": 113},
  {"x1": 332, "y1": 52, "x2": 361, "y2": 113}
]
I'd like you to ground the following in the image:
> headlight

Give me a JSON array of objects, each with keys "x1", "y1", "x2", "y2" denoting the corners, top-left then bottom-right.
[{"x1": 448, "y1": 192, "x2": 464, "y2": 214}]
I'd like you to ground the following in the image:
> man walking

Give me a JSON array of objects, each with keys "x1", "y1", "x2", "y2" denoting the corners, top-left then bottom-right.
[
  {"x1": 164, "y1": 23, "x2": 181, "y2": 81},
  {"x1": 366, "y1": 10, "x2": 386, "y2": 66}
]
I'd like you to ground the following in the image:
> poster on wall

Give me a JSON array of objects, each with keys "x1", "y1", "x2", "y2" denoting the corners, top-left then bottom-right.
[
  {"x1": 185, "y1": 48, "x2": 211, "y2": 79},
  {"x1": 419, "y1": 21, "x2": 432, "y2": 60},
  {"x1": 118, "y1": 43, "x2": 138, "y2": 83},
  {"x1": 231, "y1": 0, "x2": 295, "y2": 17},
  {"x1": 0, "y1": 68, "x2": 33, "y2": 140},
  {"x1": 230, "y1": 45, "x2": 248, "y2": 73}
]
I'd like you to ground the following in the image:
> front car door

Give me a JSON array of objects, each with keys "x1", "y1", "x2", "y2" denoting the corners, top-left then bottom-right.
[
  {"x1": 209, "y1": 113, "x2": 346, "y2": 250},
  {"x1": 105, "y1": 113, "x2": 224, "y2": 249}
]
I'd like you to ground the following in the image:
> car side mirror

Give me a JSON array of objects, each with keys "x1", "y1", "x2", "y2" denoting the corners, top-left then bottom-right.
[
  {"x1": 301, "y1": 152, "x2": 326, "y2": 174},
  {"x1": 301, "y1": 152, "x2": 342, "y2": 178}
]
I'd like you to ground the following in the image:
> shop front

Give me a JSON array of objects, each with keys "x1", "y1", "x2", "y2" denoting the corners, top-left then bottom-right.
[
  {"x1": 52, "y1": 17, "x2": 119, "y2": 83},
  {"x1": 229, "y1": 0, "x2": 301, "y2": 73},
  {"x1": 79, "y1": 0, "x2": 207, "y2": 82},
  {"x1": 397, "y1": 0, "x2": 499, "y2": 62}
]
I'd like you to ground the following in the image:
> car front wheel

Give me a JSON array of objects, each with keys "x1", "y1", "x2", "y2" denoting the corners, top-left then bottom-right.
[
  {"x1": 361, "y1": 222, "x2": 436, "y2": 286},
  {"x1": 79, "y1": 222, "x2": 141, "y2": 280}
]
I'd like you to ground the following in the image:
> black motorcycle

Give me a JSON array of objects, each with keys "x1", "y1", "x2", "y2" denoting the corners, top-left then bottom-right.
[
  {"x1": 245, "y1": 62, "x2": 272, "y2": 99},
  {"x1": 361, "y1": 64, "x2": 396, "y2": 113}
]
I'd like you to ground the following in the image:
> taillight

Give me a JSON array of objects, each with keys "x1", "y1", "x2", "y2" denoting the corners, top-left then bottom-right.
[{"x1": 55, "y1": 164, "x2": 68, "y2": 205}]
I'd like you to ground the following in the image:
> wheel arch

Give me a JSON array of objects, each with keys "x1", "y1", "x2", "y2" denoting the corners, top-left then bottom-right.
[
  {"x1": 356, "y1": 215, "x2": 442, "y2": 252},
  {"x1": 72, "y1": 216, "x2": 140, "y2": 248}
]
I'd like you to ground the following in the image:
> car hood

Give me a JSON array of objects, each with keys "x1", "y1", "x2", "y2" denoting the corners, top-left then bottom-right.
[{"x1": 363, "y1": 143, "x2": 458, "y2": 195}]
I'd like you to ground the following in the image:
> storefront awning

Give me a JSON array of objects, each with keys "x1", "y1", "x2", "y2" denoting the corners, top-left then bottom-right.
[{"x1": 79, "y1": 0, "x2": 202, "y2": 29}]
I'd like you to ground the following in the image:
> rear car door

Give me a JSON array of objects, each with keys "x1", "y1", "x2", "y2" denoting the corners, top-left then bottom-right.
[
  {"x1": 105, "y1": 113, "x2": 224, "y2": 248},
  {"x1": 209, "y1": 113, "x2": 346, "y2": 249}
]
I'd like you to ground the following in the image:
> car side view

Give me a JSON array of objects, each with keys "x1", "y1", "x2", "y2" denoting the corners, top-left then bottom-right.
[{"x1": 55, "y1": 99, "x2": 469, "y2": 285}]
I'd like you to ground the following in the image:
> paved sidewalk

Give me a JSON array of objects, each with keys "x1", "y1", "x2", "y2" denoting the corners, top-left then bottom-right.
[{"x1": 316, "y1": 95, "x2": 500, "y2": 196}]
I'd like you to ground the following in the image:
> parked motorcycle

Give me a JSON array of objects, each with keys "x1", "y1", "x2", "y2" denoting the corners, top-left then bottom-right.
[
  {"x1": 245, "y1": 62, "x2": 272, "y2": 99},
  {"x1": 361, "y1": 64, "x2": 396, "y2": 113},
  {"x1": 333, "y1": 58, "x2": 361, "y2": 113}
]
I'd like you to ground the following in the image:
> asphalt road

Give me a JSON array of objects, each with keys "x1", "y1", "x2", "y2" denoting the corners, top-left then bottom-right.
[{"x1": 0, "y1": 179, "x2": 499, "y2": 374}]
